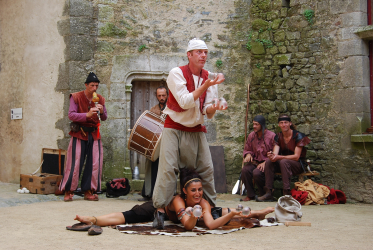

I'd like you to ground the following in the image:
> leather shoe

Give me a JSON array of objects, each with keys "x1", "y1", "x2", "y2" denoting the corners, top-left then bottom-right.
[
  {"x1": 138, "y1": 196, "x2": 151, "y2": 202},
  {"x1": 64, "y1": 191, "x2": 74, "y2": 202},
  {"x1": 84, "y1": 190, "x2": 99, "y2": 201},
  {"x1": 152, "y1": 210, "x2": 165, "y2": 229},
  {"x1": 256, "y1": 192, "x2": 274, "y2": 202}
]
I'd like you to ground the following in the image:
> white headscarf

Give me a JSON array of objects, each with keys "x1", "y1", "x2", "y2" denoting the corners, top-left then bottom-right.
[{"x1": 186, "y1": 38, "x2": 208, "y2": 52}]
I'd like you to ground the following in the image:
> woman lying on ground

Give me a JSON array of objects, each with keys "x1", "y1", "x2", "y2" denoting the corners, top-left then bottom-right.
[{"x1": 72, "y1": 168, "x2": 274, "y2": 231}]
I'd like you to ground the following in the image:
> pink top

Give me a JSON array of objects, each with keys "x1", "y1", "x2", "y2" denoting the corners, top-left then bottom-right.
[{"x1": 243, "y1": 129, "x2": 276, "y2": 162}]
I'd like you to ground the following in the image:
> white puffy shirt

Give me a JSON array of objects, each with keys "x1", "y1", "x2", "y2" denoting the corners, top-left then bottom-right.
[{"x1": 163, "y1": 67, "x2": 218, "y2": 127}]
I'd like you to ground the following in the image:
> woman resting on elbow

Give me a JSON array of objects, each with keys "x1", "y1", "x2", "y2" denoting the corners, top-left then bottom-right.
[{"x1": 71, "y1": 168, "x2": 274, "y2": 231}]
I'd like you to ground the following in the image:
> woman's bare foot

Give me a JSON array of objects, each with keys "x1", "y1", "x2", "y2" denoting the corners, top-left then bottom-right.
[
  {"x1": 74, "y1": 215, "x2": 95, "y2": 225},
  {"x1": 249, "y1": 207, "x2": 275, "y2": 220}
]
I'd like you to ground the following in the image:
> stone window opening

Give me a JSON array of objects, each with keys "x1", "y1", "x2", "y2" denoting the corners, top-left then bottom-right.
[{"x1": 282, "y1": 0, "x2": 290, "y2": 8}]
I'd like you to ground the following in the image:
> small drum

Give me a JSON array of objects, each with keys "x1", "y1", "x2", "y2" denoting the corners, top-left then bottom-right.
[{"x1": 127, "y1": 111, "x2": 165, "y2": 161}]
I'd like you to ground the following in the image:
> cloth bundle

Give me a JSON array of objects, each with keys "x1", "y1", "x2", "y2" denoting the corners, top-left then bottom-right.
[{"x1": 293, "y1": 179, "x2": 330, "y2": 205}]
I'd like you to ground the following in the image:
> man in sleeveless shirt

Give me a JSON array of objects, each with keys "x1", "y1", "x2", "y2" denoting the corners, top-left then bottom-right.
[
  {"x1": 152, "y1": 39, "x2": 227, "y2": 228},
  {"x1": 59, "y1": 72, "x2": 107, "y2": 202},
  {"x1": 240, "y1": 115, "x2": 275, "y2": 201},
  {"x1": 256, "y1": 114, "x2": 310, "y2": 202},
  {"x1": 139, "y1": 86, "x2": 168, "y2": 201}
]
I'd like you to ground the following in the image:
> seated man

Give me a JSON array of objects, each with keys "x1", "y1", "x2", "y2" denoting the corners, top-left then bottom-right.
[
  {"x1": 240, "y1": 115, "x2": 275, "y2": 201},
  {"x1": 257, "y1": 114, "x2": 310, "y2": 202}
]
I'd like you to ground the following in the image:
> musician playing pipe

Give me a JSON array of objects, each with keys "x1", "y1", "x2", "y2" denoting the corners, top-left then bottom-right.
[
  {"x1": 59, "y1": 72, "x2": 107, "y2": 202},
  {"x1": 152, "y1": 38, "x2": 227, "y2": 229}
]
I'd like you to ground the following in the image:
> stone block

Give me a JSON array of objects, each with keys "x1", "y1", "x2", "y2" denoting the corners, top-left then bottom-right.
[
  {"x1": 70, "y1": 17, "x2": 93, "y2": 35},
  {"x1": 335, "y1": 87, "x2": 367, "y2": 113},
  {"x1": 106, "y1": 101, "x2": 126, "y2": 119},
  {"x1": 101, "y1": 119, "x2": 126, "y2": 138},
  {"x1": 252, "y1": 19, "x2": 269, "y2": 30},
  {"x1": 69, "y1": 0, "x2": 93, "y2": 17},
  {"x1": 275, "y1": 100, "x2": 287, "y2": 112},
  {"x1": 341, "y1": 27, "x2": 361, "y2": 40},
  {"x1": 272, "y1": 19, "x2": 282, "y2": 30},
  {"x1": 56, "y1": 63, "x2": 69, "y2": 91},
  {"x1": 339, "y1": 56, "x2": 369, "y2": 88},
  {"x1": 347, "y1": 0, "x2": 367, "y2": 12},
  {"x1": 65, "y1": 35, "x2": 94, "y2": 61},
  {"x1": 97, "y1": 83, "x2": 108, "y2": 100},
  {"x1": 98, "y1": 4, "x2": 114, "y2": 22},
  {"x1": 110, "y1": 83, "x2": 127, "y2": 100},
  {"x1": 287, "y1": 101, "x2": 299, "y2": 112},
  {"x1": 260, "y1": 100, "x2": 275, "y2": 113},
  {"x1": 329, "y1": 0, "x2": 348, "y2": 14},
  {"x1": 273, "y1": 54, "x2": 292, "y2": 65},
  {"x1": 273, "y1": 30, "x2": 286, "y2": 42},
  {"x1": 97, "y1": 40, "x2": 114, "y2": 52},
  {"x1": 341, "y1": 12, "x2": 367, "y2": 27},
  {"x1": 338, "y1": 39, "x2": 369, "y2": 57},
  {"x1": 286, "y1": 31, "x2": 300, "y2": 40},
  {"x1": 296, "y1": 76, "x2": 312, "y2": 87},
  {"x1": 251, "y1": 42, "x2": 266, "y2": 54}
]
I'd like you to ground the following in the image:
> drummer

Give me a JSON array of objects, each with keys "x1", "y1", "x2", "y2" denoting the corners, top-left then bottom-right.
[
  {"x1": 138, "y1": 86, "x2": 168, "y2": 201},
  {"x1": 152, "y1": 38, "x2": 227, "y2": 229}
]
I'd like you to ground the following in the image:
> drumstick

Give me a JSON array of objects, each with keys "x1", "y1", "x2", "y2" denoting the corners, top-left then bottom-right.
[{"x1": 285, "y1": 221, "x2": 311, "y2": 227}]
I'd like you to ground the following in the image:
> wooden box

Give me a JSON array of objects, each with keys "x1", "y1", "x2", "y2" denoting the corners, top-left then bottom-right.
[
  {"x1": 20, "y1": 173, "x2": 62, "y2": 194},
  {"x1": 19, "y1": 148, "x2": 66, "y2": 194}
]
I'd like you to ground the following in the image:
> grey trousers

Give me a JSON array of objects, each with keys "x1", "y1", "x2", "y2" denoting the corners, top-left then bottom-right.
[{"x1": 152, "y1": 128, "x2": 217, "y2": 208}]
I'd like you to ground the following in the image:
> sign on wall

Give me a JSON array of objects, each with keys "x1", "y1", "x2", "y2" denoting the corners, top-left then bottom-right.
[{"x1": 11, "y1": 108, "x2": 22, "y2": 120}]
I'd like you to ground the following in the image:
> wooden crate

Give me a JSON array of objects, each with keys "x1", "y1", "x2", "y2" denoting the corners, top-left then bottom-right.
[
  {"x1": 19, "y1": 148, "x2": 66, "y2": 194},
  {"x1": 20, "y1": 173, "x2": 62, "y2": 194}
]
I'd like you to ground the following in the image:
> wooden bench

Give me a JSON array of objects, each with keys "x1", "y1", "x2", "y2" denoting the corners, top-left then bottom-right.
[{"x1": 275, "y1": 171, "x2": 320, "y2": 182}]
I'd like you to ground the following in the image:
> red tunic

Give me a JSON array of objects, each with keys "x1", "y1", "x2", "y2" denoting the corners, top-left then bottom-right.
[
  {"x1": 69, "y1": 91, "x2": 105, "y2": 141},
  {"x1": 165, "y1": 64, "x2": 209, "y2": 133},
  {"x1": 274, "y1": 130, "x2": 310, "y2": 161}
]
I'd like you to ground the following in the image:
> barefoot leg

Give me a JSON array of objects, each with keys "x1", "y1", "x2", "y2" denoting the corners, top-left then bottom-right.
[
  {"x1": 75, "y1": 213, "x2": 126, "y2": 227},
  {"x1": 248, "y1": 207, "x2": 275, "y2": 220},
  {"x1": 221, "y1": 207, "x2": 274, "y2": 220}
]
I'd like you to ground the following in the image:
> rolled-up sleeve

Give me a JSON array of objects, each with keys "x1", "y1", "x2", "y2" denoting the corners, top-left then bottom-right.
[{"x1": 167, "y1": 67, "x2": 195, "y2": 109}]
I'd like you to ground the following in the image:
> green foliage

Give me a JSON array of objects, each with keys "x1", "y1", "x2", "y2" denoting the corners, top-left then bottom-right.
[
  {"x1": 259, "y1": 28, "x2": 264, "y2": 33},
  {"x1": 303, "y1": 9, "x2": 314, "y2": 25},
  {"x1": 255, "y1": 63, "x2": 261, "y2": 68},
  {"x1": 255, "y1": 38, "x2": 273, "y2": 48},
  {"x1": 138, "y1": 44, "x2": 147, "y2": 52},
  {"x1": 215, "y1": 59, "x2": 223, "y2": 69},
  {"x1": 246, "y1": 31, "x2": 253, "y2": 51},
  {"x1": 100, "y1": 23, "x2": 127, "y2": 37}
]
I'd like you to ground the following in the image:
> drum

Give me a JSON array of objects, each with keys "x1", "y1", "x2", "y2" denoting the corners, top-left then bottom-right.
[{"x1": 127, "y1": 110, "x2": 165, "y2": 161}]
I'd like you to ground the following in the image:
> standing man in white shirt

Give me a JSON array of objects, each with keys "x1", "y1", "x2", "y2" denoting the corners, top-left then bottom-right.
[{"x1": 152, "y1": 38, "x2": 227, "y2": 229}]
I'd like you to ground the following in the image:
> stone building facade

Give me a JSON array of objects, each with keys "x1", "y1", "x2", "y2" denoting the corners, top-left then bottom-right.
[{"x1": 0, "y1": 0, "x2": 372, "y2": 203}]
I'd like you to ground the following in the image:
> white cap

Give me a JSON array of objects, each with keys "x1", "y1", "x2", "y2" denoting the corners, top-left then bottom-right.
[{"x1": 186, "y1": 38, "x2": 208, "y2": 52}]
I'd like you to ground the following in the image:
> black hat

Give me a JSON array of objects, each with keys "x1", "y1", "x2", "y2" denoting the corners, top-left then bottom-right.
[
  {"x1": 253, "y1": 115, "x2": 266, "y2": 134},
  {"x1": 85, "y1": 72, "x2": 100, "y2": 84}
]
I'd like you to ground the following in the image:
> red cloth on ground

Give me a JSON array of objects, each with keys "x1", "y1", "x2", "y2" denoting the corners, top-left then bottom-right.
[
  {"x1": 320, "y1": 184, "x2": 346, "y2": 204},
  {"x1": 291, "y1": 189, "x2": 308, "y2": 205}
]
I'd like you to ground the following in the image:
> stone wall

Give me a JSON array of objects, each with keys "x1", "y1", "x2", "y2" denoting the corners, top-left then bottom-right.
[{"x1": 241, "y1": 0, "x2": 372, "y2": 202}]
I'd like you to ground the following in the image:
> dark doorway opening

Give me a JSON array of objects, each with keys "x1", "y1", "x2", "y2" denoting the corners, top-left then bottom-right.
[{"x1": 130, "y1": 80, "x2": 167, "y2": 178}]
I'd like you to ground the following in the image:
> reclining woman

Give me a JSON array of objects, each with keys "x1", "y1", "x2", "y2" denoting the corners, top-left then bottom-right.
[{"x1": 71, "y1": 168, "x2": 274, "y2": 232}]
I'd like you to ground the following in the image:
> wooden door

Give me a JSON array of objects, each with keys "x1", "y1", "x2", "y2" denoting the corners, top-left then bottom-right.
[{"x1": 130, "y1": 80, "x2": 167, "y2": 179}]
